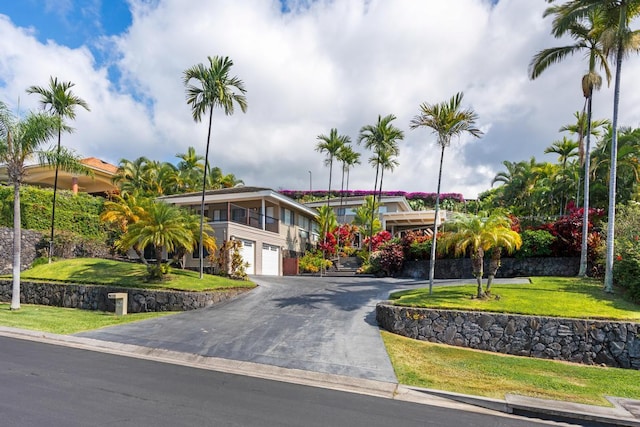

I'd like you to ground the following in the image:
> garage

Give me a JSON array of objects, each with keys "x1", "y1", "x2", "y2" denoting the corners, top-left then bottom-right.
[
  {"x1": 261, "y1": 243, "x2": 280, "y2": 276},
  {"x1": 239, "y1": 239, "x2": 255, "y2": 275}
]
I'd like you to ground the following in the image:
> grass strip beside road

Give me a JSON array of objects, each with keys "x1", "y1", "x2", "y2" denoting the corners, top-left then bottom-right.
[
  {"x1": 12, "y1": 257, "x2": 255, "y2": 292},
  {"x1": 382, "y1": 331, "x2": 640, "y2": 406},
  {"x1": 0, "y1": 303, "x2": 174, "y2": 334},
  {"x1": 389, "y1": 277, "x2": 640, "y2": 321}
]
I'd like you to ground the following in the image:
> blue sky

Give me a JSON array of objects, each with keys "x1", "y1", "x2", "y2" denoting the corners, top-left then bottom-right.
[
  {"x1": 1, "y1": 0, "x2": 131, "y2": 48},
  {"x1": 0, "y1": 1, "x2": 639, "y2": 198}
]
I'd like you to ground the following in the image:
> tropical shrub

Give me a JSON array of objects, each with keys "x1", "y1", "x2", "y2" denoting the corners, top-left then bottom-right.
[
  {"x1": 298, "y1": 250, "x2": 332, "y2": 273},
  {"x1": 377, "y1": 241, "x2": 404, "y2": 276},
  {"x1": 612, "y1": 203, "x2": 640, "y2": 300},
  {"x1": 363, "y1": 230, "x2": 392, "y2": 252},
  {"x1": 516, "y1": 229, "x2": 555, "y2": 258}
]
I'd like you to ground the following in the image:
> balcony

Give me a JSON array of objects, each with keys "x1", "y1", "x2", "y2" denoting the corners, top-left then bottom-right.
[{"x1": 210, "y1": 203, "x2": 279, "y2": 233}]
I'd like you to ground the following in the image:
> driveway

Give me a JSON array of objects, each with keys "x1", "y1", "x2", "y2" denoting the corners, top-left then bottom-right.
[
  {"x1": 77, "y1": 276, "x2": 527, "y2": 383},
  {"x1": 77, "y1": 276, "x2": 428, "y2": 382}
]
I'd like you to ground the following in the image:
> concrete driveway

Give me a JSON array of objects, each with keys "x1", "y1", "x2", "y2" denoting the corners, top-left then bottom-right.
[{"x1": 77, "y1": 276, "x2": 527, "y2": 382}]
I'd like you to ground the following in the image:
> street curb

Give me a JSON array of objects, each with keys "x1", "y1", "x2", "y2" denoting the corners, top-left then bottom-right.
[{"x1": 409, "y1": 386, "x2": 640, "y2": 427}]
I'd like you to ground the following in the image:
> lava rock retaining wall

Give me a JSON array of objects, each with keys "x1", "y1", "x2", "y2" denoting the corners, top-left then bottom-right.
[
  {"x1": 0, "y1": 280, "x2": 251, "y2": 312},
  {"x1": 401, "y1": 257, "x2": 580, "y2": 279},
  {"x1": 0, "y1": 228, "x2": 44, "y2": 275},
  {"x1": 376, "y1": 303, "x2": 640, "y2": 369}
]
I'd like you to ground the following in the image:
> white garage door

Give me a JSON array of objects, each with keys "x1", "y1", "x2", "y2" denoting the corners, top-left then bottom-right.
[
  {"x1": 261, "y1": 243, "x2": 280, "y2": 276},
  {"x1": 239, "y1": 240, "x2": 255, "y2": 275}
]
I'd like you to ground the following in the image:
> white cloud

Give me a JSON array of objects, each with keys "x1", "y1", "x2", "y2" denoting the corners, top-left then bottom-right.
[{"x1": 1, "y1": 1, "x2": 640, "y2": 199}]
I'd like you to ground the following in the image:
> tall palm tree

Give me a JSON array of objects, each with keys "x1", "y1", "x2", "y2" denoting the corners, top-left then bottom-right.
[
  {"x1": 549, "y1": 0, "x2": 640, "y2": 290},
  {"x1": 27, "y1": 76, "x2": 90, "y2": 263},
  {"x1": 335, "y1": 144, "x2": 361, "y2": 223},
  {"x1": 531, "y1": 4, "x2": 612, "y2": 278},
  {"x1": 358, "y1": 114, "x2": 404, "y2": 249},
  {"x1": 316, "y1": 128, "x2": 350, "y2": 206},
  {"x1": 410, "y1": 92, "x2": 483, "y2": 293},
  {"x1": 0, "y1": 102, "x2": 84, "y2": 310},
  {"x1": 183, "y1": 55, "x2": 247, "y2": 278}
]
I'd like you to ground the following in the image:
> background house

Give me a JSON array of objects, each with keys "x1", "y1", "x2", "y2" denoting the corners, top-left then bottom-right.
[
  {"x1": 160, "y1": 186, "x2": 318, "y2": 276},
  {"x1": 303, "y1": 194, "x2": 445, "y2": 239},
  {"x1": 0, "y1": 157, "x2": 118, "y2": 196}
]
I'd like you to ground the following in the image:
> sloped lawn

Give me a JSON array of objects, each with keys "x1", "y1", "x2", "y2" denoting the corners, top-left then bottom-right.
[
  {"x1": 388, "y1": 277, "x2": 640, "y2": 321},
  {"x1": 11, "y1": 257, "x2": 255, "y2": 292}
]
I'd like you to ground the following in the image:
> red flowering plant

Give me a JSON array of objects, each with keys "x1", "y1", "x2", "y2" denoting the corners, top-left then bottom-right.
[
  {"x1": 534, "y1": 202, "x2": 604, "y2": 257},
  {"x1": 318, "y1": 230, "x2": 338, "y2": 256},
  {"x1": 363, "y1": 230, "x2": 392, "y2": 252}
]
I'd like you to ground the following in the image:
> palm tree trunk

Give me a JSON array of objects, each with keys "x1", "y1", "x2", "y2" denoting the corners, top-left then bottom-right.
[
  {"x1": 368, "y1": 164, "x2": 380, "y2": 253},
  {"x1": 11, "y1": 182, "x2": 21, "y2": 310},
  {"x1": 604, "y1": 43, "x2": 624, "y2": 293},
  {"x1": 486, "y1": 247, "x2": 501, "y2": 293},
  {"x1": 473, "y1": 248, "x2": 485, "y2": 299},
  {"x1": 199, "y1": 107, "x2": 214, "y2": 279},
  {"x1": 326, "y1": 158, "x2": 333, "y2": 207},
  {"x1": 578, "y1": 94, "x2": 594, "y2": 277},
  {"x1": 428, "y1": 145, "x2": 446, "y2": 293},
  {"x1": 48, "y1": 125, "x2": 62, "y2": 263}
]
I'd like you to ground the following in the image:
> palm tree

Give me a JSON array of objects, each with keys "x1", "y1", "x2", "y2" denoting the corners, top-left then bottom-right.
[
  {"x1": 409, "y1": 92, "x2": 483, "y2": 293},
  {"x1": 117, "y1": 201, "x2": 196, "y2": 279},
  {"x1": 100, "y1": 193, "x2": 151, "y2": 265},
  {"x1": 176, "y1": 146, "x2": 205, "y2": 192},
  {"x1": 545, "y1": 137, "x2": 579, "y2": 214},
  {"x1": 183, "y1": 55, "x2": 247, "y2": 278},
  {"x1": 531, "y1": 3, "x2": 612, "y2": 278},
  {"x1": 0, "y1": 102, "x2": 84, "y2": 310},
  {"x1": 26, "y1": 77, "x2": 90, "y2": 263},
  {"x1": 316, "y1": 128, "x2": 350, "y2": 206},
  {"x1": 549, "y1": 0, "x2": 640, "y2": 290},
  {"x1": 352, "y1": 195, "x2": 381, "y2": 243},
  {"x1": 358, "y1": 114, "x2": 404, "y2": 249},
  {"x1": 440, "y1": 212, "x2": 521, "y2": 299}
]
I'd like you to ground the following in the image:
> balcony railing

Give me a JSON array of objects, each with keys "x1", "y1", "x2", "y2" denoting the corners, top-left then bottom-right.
[{"x1": 211, "y1": 203, "x2": 279, "y2": 233}]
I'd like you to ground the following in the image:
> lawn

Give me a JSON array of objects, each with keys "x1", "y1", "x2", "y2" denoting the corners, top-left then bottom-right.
[
  {"x1": 382, "y1": 330, "x2": 640, "y2": 406},
  {"x1": 0, "y1": 303, "x2": 173, "y2": 334},
  {"x1": 11, "y1": 257, "x2": 256, "y2": 292},
  {"x1": 388, "y1": 276, "x2": 640, "y2": 321}
]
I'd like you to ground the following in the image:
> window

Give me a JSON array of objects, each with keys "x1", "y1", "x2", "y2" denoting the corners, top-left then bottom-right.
[
  {"x1": 191, "y1": 246, "x2": 210, "y2": 259},
  {"x1": 281, "y1": 208, "x2": 294, "y2": 225},
  {"x1": 297, "y1": 215, "x2": 310, "y2": 230},
  {"x1": 232, "y1": 208, "x2": 245, "y2": 222},
  {"x1": 213, "y1": 209, "x2": 228, "y2": 221}
]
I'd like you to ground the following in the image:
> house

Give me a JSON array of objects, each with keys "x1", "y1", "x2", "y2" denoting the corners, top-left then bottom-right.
[
  {"x1": 159, "y1": 186, "x2": 319, "y2": 276},
  {"x1": 303, "y1": 194, "x2": 445, "y2": 238},
  {"x1": 0, "y1": 157, "x2": 118, "y2": 195}
]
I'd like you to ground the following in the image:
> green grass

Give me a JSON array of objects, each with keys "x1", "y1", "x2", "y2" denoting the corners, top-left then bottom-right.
[
  {"x1": 389, "y1": 276, "x2": 640, "y2": 321},
  {"x1": 0, "y1": 303, "x2": 173, "y2": 334},
  {"x1": 10, "y1": 257, "x2": 255, "y2": 292},
  {"x1": 382, "y1": 330, "x2": 640, "y2": 406}
]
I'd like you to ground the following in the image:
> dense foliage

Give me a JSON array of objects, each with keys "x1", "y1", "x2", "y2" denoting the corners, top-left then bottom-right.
[
  {"x1": 612, "y1": 204, "x2": 640, "y2": 302},
  {"x1": 0, "y1": 185, "x2": 107, "y2": 240}
]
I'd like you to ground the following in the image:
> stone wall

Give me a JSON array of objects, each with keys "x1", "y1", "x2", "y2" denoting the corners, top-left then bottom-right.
[
  {"x1": 0, "y1": 227, "x2": 44, "y2": 275},
  {"x1": 376, "y1": 303, "x2": 640, "y2": 369},
  {"x1": 0, "y1": 280, "x2": 251, "y2": 312},
  {"x1": 401, "y1": 257, "x2": 580, "y2": 279}
]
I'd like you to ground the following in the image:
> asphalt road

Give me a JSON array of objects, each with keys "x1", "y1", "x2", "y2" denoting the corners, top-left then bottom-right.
[
  {"x1": 78, "y1": 276, "x2": 529, "y2": 382},
  {"x1": 0, "y1": 336, "x2": 553, "y2": 427}
]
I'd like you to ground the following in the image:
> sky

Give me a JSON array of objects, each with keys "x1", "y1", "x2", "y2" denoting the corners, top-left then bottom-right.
[{"x1": 1, "y1": 0, "x2": 640, "y2": 200}]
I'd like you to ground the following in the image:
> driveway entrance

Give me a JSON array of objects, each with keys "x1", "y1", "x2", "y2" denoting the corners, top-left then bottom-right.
[{"x1": 77, "y1": 276, "x2": 428, "y2": 382}]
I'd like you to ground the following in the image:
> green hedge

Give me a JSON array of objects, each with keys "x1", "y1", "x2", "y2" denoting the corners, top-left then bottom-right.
[{"x1": 0, "y1": 185, "x2": 107, "y2": 240}]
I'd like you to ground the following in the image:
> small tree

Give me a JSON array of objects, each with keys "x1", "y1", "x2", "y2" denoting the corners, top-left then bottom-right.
[{"x1": 441, "y1": 212, "x2": 520, "y2": 299}]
